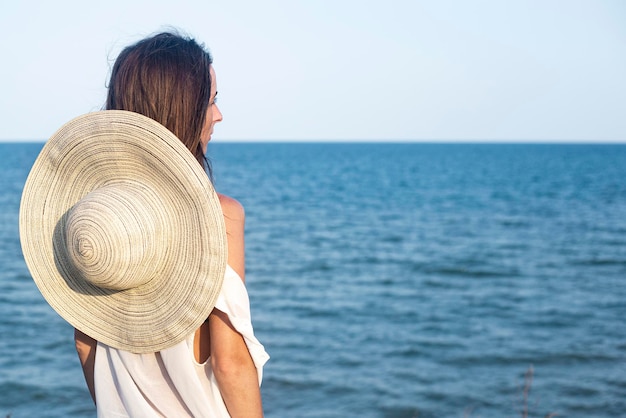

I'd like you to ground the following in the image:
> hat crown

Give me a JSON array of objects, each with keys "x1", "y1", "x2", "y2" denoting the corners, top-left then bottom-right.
[{"x1": 63, "y1": 183, "x2": 166, "y2": 291}]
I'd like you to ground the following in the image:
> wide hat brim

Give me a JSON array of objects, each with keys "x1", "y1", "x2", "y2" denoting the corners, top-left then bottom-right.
[{"x1": 19, "y1": 110, "x2": 227, "y2": 353}]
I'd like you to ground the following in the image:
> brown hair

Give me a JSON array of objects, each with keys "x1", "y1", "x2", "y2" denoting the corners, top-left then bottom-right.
[{"x1": 106, "y1": 31, "x2": 213, "y2": 177}]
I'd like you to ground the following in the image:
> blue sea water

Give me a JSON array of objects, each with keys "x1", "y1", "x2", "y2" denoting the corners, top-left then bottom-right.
[{"x1": 1, "y1": 142, "x2": 625, "y2": 417}]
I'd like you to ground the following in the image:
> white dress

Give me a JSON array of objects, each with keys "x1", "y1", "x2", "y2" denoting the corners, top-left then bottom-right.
[{"x1": 93, "y1": 265, "x2": 269, "y2": 418}]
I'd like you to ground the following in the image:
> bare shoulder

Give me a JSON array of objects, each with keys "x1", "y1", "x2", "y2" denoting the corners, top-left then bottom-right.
[
  {"x1": 217, "y1": 193, "x2": 246, "y2": 279},
  {"x1": 217, "y1": 193, "x2": 245, "y2": 223}
]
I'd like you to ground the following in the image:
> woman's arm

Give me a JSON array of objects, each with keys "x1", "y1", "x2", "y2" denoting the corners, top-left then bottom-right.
[
  {"x1": 211, "y1": 194, "x2": 264, "y2": 417},
  {"x1": 74, "y1": 328, "x2": 97, "y2": 404}
]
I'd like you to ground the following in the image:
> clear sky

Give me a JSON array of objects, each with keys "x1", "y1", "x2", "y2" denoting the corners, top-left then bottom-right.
[{"x1": 1, "y1": 0, "x2": 625, "y2": 142}]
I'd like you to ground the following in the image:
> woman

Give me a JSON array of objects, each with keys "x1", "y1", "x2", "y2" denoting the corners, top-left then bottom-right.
[{"x1": 74, "y1": 31, "x2": 267, "y2": 417}]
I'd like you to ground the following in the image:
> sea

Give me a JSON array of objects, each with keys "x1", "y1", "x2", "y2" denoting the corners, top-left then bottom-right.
[{"x1": 1, "y1": 142, "x2": 625, "y2": 417}]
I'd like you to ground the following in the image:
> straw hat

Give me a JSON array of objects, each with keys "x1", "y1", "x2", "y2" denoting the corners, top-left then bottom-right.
[{"x1": 19, "y1": 110, "x2": 227, "y2": 353}]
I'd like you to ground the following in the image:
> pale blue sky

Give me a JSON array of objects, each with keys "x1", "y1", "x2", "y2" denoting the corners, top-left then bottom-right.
[{"x1": 1, "y1": 0, "x2": 625, "y2": 141}]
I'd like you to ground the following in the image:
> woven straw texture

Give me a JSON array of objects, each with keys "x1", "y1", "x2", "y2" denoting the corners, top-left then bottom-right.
[{"x1": 19, "y1": 110, "x2": 227, "y2": 353}]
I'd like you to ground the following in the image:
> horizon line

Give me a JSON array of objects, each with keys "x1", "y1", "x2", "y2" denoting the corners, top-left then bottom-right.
[
  {"x1": 0, "y1": 138, "x2": 626, "y2": 145},
  {"x1": 1, "y1": 138, "x2": 625, "y2": 145}
]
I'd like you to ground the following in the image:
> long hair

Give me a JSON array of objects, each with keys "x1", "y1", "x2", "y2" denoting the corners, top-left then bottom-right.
[{"x1": 106, "y1": 31, "x2": 214, "y2": 178}]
